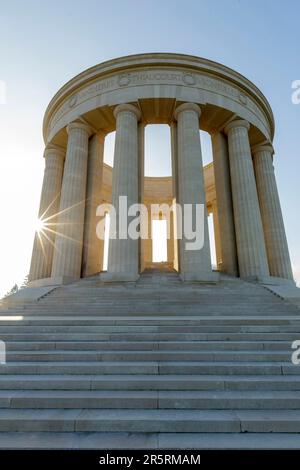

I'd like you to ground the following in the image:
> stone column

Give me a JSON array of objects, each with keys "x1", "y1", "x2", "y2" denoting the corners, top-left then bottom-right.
[
  {"x1": 170, "y1": 121, "x2": 179, "y2": 199},
  {"x1": 106, "y1": 104, "x2": 141, "y2": 281},
  {"x1": 174, "y1": 103, "x2": 216, "y2": 281},
  {"x1": 29, "y1": 145, "x2": 65, "y2": 282},
  {"x1": 143, "y1": 205, "x2": 152, "y2": 268},
  {"x1": 170, "y1": 121, "x2": 180, "y2": 271},
  {"x1": 224, "y1": 120, "x2": 269, "y2": 280},
  {"x1": 138, "y1": 123, "x2": 145, "y2": 202},
  {"x1": 211, "y1": 131, "x2": 238, "y2": 276},
  {"x1": 211, "y1": 199, "x2": 222, "y2": 270},
  {"x1": 167, "y1": 207, "x2": 175, "y2": 266},
  {"x1": 51, "y1": 121, "x2": 92, "y2": 283},
  {"x1": 82, "y1": 132, "x2": 105, "y2": 277},
  {"x1": 138, "y1": 123, "x2": 146, "y2": 272},
  {"x1": 253, "y1": 144, "x2": 294, "y2": 281}
]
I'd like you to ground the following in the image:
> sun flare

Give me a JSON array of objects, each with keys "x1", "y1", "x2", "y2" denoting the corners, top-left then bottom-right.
[{"x1": 35, "y1": 218, "x2": 45, "y2": 233}]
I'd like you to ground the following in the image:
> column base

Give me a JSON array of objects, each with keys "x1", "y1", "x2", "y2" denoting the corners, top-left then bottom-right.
[
  {"x1": 180, "y1": 271, "x2": 220, "y2": 283},
  {"x1": 100, "y1": 272, "x2": 140, "y2": 282},
  {"x1": 219, "y1": 263, "x2": 239, "y2": 278}
]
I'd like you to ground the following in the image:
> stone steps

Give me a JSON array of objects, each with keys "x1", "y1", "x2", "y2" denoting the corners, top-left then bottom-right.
[
  {"x1": 3, "y1": 340, "x2": 293, "y2": 351},
  {"x1": 2, "y1": 316, "x2": 300, "y2": 325},
  {"x1": 1, "y1": 326, "x2": 299, "y2": 333},
  {"x1": 3, "y1": 350, "x2": 292, "y2": 362},
  {"x1": 0, "y1": 361, "x2": 297, "y2": 375},
  {"x1": 1, "y1": 432, "x2": 300, "y2": 449},
  {"x1": 0, "y1": 272, "x2": 300, "y2": 448},
  {"x1": 0, "y1": 332, "x2": 298, "y2": 341},
  {"x1": 1, "y1": 332, "x2": 300, "y2": 344},
  {"x1": 36, "y1": 298, "x2": 286, "y2": 305},
  {"x1": 1, "y1": 374, "x2": 300, "y2": 390},
  {"x1": 3, "y1": 310, "x2": 294, "y2": 316},
  {"x1": 38, "y1": 303, "x2": 290, "y2": 308},
  {"x1": 0, "y1": 408, "x2": 300, "y2": 433},
  {"x1": 0, "y1": 390, "x2": 299, "y2": 410}
]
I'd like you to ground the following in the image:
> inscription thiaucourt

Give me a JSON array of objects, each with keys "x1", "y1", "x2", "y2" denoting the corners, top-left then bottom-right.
[{"x1": 48, "y1": 68, "x2": 265, "y2": 133}]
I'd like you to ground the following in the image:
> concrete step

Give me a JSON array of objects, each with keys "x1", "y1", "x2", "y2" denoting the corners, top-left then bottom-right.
[
  {"x1": 0, "y1": 408, "x2": 300, "y2": 432},
  {"x1": 4, "y1": 309, "x2": 297, "y2": 317},
  {"x1": 0, "y1": 431, "x2": 300, "y2": 449},
  {"x1": 40, "y1": 288, "x2": 278, "y2": 294},
  {"x1": 0, "y1": 390, "x2": 299, "y2": 410},
  {"x1": 35, "y1": 292, "x2": 290, "y2": 298},
  {"x1": 0, "y1": 361, "x2": 297, "y2": 375},
  {"x1": 33, "y1": 305, "x2": 292, "y2": 311},
  {"x1": 14, "y1": 306, "x2": 296, "y2": 313},
  {"x1": 2, "y1": 316, "x2": 300, "y2": 325},
  {"x1": 22, "y1": 298, "x2": 296, "y2": 305},
  {"x1": 0, "y1": 325, "x2": 299, "y2": 333},
  {"x1": 17, "y1": 291, "x2": 295, "y2": 301},
  {"x1": 4, "y1": 350, "x2": 291, "y2": 362},
  {"x1": 1, "y1": 374, "x2": 300, "y2": 391},
  {"x1": 0, "y1": 332, "x2": 298, "y2": 341},
  {"x1": 39, "y1": 301, "x2": 291, "y2": 306},
  {"x1": 4, "y1": 340, "x2": 293, "y2": 351}
]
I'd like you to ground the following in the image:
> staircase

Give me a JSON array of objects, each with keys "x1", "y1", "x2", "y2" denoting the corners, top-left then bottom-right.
[{"x1": 0, "y1": 269, "x2": 300, "y2": 449}]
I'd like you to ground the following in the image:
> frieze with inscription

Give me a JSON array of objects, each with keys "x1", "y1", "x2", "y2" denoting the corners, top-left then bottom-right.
[{"x1": 48, "y1": 68, "x2": 268, "y2": 135}]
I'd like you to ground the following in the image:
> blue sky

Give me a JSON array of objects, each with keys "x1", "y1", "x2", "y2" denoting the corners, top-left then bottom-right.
[{"x1": 0, "y1": 0, "x2": 299, "y2": 294}]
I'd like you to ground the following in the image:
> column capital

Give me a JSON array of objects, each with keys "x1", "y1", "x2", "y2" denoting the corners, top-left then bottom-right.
[
  {"x1": 44, "y1": 144, "x2": 65, "y2": 160},
  {"x1": 95, "y1": 129, "x2": 106, "y2": 140},
  {"x1": 174, "y1": 102, "x2": 201, "y2": 120},
  {"x1": 66, "y1": 120, "x2": 93, "y2": 136},
  {"x1": 113, "y1": 103, "x2": 141, "y2": 120},
  {"x1": 252, "y1": 143, "x2": 274, "y2": 156},
  {"x1": 224, "y1": 119, "x2": 250, "y2": 134},
  {"x1": 138, "y1": 121, "x2": 146, "y2": 130}
]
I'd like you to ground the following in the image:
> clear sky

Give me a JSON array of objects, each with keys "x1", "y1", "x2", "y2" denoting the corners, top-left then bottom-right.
[{"x1": 0, "y1": 0, "x2": 299, "y2": 296}]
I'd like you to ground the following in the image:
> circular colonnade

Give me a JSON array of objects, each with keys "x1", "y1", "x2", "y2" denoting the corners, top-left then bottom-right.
[{"x1": 28, "y1": 53, "x2": 294, "y2": 285}]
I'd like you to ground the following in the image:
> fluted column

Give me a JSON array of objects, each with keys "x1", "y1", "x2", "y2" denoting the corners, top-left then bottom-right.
[
  {"x1": 51, "y1": 121, "x2": 92, "y2": 282},
  {"x1": 211, "y1": 199, "x2": 222, "y2": 270},
  {"x1": 82, "y1": 132, "x2": 105, "y2": 277},
  {"x1": 211, "y1": 131, "x2": 238, "y2": 276},
  {"x1": 29, "y1": 145, "x2": 65, "y2": 281},
  {"x1": 170, "y1": 121, "x2": 179, "y2": 200},
  {"x1": 142, "y1": 205, "x2": 152, "y2": 268},
  {"x1": 174, "y1": 103, "x2": 216, "y2": 281},
  {"x1": 170, "y1": 121, "x2": 180, "y2": 271},
  {"x1": 138, "y1": 123, "x2": 146, "y2": 272},
  {"x1": 224, "y1": 120, "x2": 269, "y2": 280},
  {"x1": 167, "y1": 209, "x2": 174, "y2": 266},
  {"x1": 253, "y1": 144, "x2": 294, "y2": 280},
  {"x1": 106, "y1": 104, "x2": 141, "y2": 281}
]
